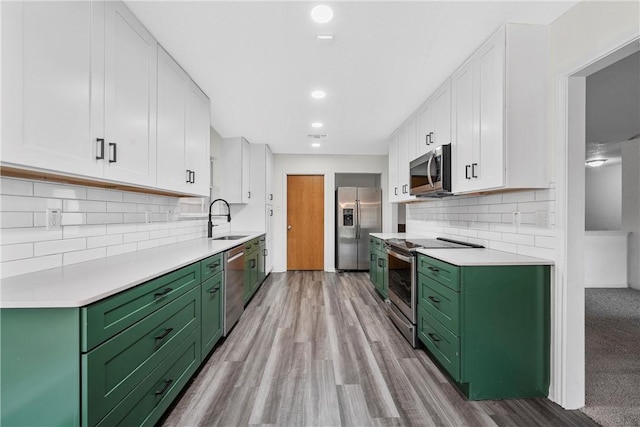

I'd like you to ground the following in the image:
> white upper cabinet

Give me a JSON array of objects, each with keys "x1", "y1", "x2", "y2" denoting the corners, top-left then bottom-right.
[
  {"x1": 265, "y1": 144, "x2": 274, "y2": 204},
  {"x1": 388, "y1": 131, "x2": 399, "y2": 203},
  {"x1": 1, "y1": 1, "x2": 102, "y2": 177},
  {"x1": 452, "y1": 24, "x2": 549, "y2": 194},
  {"x1": 157, "y1": 47, "x2": 210, "y2": 196},
  {"x1": 417, "y1": 79, "x2": 451, "y2": 157},
  {"x1": 101, "y1": 1, "x2": 157, "y2": 187},
  {"x1": 219, "y1": 137, "x2": 251, "y2": 204}
]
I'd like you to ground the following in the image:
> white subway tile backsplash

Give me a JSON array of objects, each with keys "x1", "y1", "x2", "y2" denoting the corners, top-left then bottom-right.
[
  {"x1": 63, "y1": 224, "x2": 107, "y2": 238},
  {"x1": 1, "y1": 254, "x2": 62, "y2": 278},
  {"x1": 1, "y1": 177, "x2": 207, "y2": 278},
  {"x1": 1, "y1": 212, "x2": 34, "y2": 228},
  {"x1": 86, "y1": 188, "x2": 123, "y2": 202},
  {"x1": 35, "y1": 238, "x2": 86, "y2": 257},
  {"x1": 1, "y1": 243, "x2": 34, "y2": 262},
  {"x1": 87, "y1": 234, "x2": 123, "y2": 249},
  {"x1": 1, "y1": 195, "x2": 62, "y2": 212},
  {"x1": 63, "y1": 200, "x2": 107, "y2": 212},
  {"x1": 407, "y1": 186, "x2": 557, "y2": 258},
  {"x1": 87, "y1": 213, "x2": 123, "y2": 225},
  {"x1": 1, "y1": 228, "x2": 62, "y2": 245},
  {"x1": 34, "y1": 182, "x2": 86, "y2": 199},
  {"x1": 63, "y1": 248, "x2": 106, "y2": 266},
  {"x1": 0, "y1": 178, "x2": 33, "y2": 196}
]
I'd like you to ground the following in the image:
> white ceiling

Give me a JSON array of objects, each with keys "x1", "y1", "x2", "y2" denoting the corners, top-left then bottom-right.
[{"x1": 126, "y1": 1, "x2": 577, "y2": 155}]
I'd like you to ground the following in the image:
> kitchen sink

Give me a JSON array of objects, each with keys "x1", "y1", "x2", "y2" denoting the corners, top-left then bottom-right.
[{"x1": 212, "y1": 235, "x2": 248, "y2": 241}]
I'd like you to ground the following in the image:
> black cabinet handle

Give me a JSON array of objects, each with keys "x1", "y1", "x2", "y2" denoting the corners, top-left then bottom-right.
[
  {"x1": 96, "y1": 138, "x2": 105, "y2": 160},
  {"x1": 191, "y1": 170, "x2": 196, "y2": 183},
  {"x1": 428, "y1": 333, "x2": 440, "y2": 343},
  {"x1": 263, "y1": 249, "x2": 268, "y2": 256},
  {"x1": 465, "y1": 165, "x2": 471, "y2": 179},
  {"x1": 427, "y1": 266, "x2": 440, "y2": 273},
  {"x1": 155, "y1": 327, "x2": 174, "y2": 341},
  {"x1": 154, "y1": 379, "x2": 173, "y2": 396},
  {"x1": 248, "y1": 191, "x2": 251, "y2": 199},
  {"x1": 371, "y1": 253, "x2": 376, "y2": 261},
  {"x1": 108, "y1": 142, "x2": 117, "y2": 163},
  {"x1": 394, "y1": 187, "x2": 398, "y2": 196},
  {"x1": 269, "y1": 194, "x2": 273, "y2": 201},
  {"x1": 428, "y1": 296, "x2": 440, "y2": 304},
  {"x1": 471, "y1": 163, "x2": 478, "y2": 179},
  {"x1": 154, "y1": 288, "x2": 172, "y2": 298},
  {"x1": 186, "y1": 169, "x2": 192, "y2": 183},
  {"x1": 269, "y1": 209, "x2": 273, "y2": 217},
  {"x1": 425, "y1": 135, "x2": 429, "y2": 146},
  {"x1": 207, "y1": 286, "x2": 220, "y2": 294},
  {"x1": 430, "y1": 132, "x2": 434, "y2": 144},
  {"x1": 207, "y1": 260, "x2": 220, "y2": 270}
]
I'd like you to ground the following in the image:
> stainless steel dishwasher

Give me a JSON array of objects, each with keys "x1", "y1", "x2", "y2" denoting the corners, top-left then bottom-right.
[{"x1": 224, "y1": 245, "x2": 245, "y2": 336}]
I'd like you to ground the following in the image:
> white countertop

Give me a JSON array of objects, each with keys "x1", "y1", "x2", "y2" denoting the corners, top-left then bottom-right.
[
  {"x1": 0, "y1": 232, "x2": 264, "y2": 309},
  {"x1": 416, "y1": 248, "x2": 554, "y2": 266}
]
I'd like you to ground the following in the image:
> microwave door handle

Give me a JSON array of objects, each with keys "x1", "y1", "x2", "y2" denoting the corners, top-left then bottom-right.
[{"x1": 426, "y1": 154, "x2": 435, "y2": 188}]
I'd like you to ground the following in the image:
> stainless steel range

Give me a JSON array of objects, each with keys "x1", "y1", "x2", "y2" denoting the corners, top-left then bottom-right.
[{"x1": 384, "y1": 237, "x2": 483, "y2": 347}]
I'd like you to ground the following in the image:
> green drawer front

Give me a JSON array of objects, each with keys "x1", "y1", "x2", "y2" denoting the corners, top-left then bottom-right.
[
  {"x1": 244, "y1": 239, "x2": 258, "y2": 255},
  {"x1": 417, "y1": 305, "x2": 460, "y2": 381},
  {"x1": 201, "y1": 253, "x2": 223, "y2": 282},
  {"x1": 95, "y1": 328, "x2": 201, "y2": 427},
  {"x1": 82, "y1": 263, "x2": 200, "y2": 351},
  {"x1": 418, "y1": 273, "x2": 460, "y2": 334},
  {"x1": 369, "y1": 251, "x2": 377, "y2": 285},
  {"x1": 83, "y1": 287, "x2": 201, "y2": 427},
  {"x1": 201, "y1": 271, "x2": 223, "y2": 360},
  {"x1": 417, "y1": 255, "x2": 460, "y2": 291}
]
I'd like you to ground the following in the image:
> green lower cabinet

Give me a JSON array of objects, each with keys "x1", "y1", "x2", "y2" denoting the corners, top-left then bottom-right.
[
  {"x1": 201, "y1": 271, "x2": 223, "y2": 360},
  {"x1": 416, "y1": 255, "x2": 550, "y2": 400},
  {"x1": 376, "y1": 252, "x2": 388, "y2": 298},
  {"x1": 369, "y1": 251, "x2": 378, "y2": 285},
  {"x1": 1, "y1": 308, "x2": 81, "y2": 427},
  {"x1": 95, "y1": 328, "x2": 201, "y2": 427},
  {"x1": 368, "y1": 237, "x2": 388, "y2": 299}
]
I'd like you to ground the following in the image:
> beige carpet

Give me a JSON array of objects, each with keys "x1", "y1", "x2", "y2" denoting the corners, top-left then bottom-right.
[{"x1": 582, "y1": 288, "x2": 640, "y2": 427}]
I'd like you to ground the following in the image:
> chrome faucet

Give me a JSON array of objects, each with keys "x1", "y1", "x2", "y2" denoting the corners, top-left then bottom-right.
[{"x1": 208, "y1": 198, "x2": 231, "y2": 238}]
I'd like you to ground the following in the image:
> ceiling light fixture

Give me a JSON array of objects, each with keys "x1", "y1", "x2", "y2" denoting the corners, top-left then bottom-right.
[
  {"x1": 311, "y1": 5, "x2": 333, "y2": 24},
  {"x1": 586, "y1": 159, "x2": 608, "y2": 167},
  {"x1": 316, "y1": 35, "x2": 334, "y2": 45},
  {"x1": 312, "y1": 143, "x2": 321, "y2": 148},
  {"x1": 311, "y1": 122, "x2": 323, "y2": 128},
  {"x1": 311, "y1": 90, "x2": 326, "y2": 99}
]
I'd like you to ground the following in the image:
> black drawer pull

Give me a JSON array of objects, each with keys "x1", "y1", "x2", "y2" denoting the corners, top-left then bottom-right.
[
  {"x1": 427, "y1": 266, "x2": 440, "y2": 273},
  {"x1": 154, "y1": 379, "x2": 173, "y2": 396},
  {"x1": 155, "y1": 327, "x2": 174, "y2": 341},
  {"x1": 108, "y1": 142, "x2": 117, "y2": 163},
  {"x1": 207, "y1": 261, "x2": 220, "y2": 270},
  {"x1": 428, "y1": 332, "x2": 440, "y2": 343},
  {"x1": 428, "y1": 296, "x2": 440, "y2": 304},
  {"x1": 371, "y1": 253, "x2": 376, "y2": 261},
  {"x1": 96, "y1": 138, "x2": 105, "y2": 160},
  {"x1": 207, "y1": 286, "x2": 220, "y2": 294},
  {"x1": 154, "y1": 288, "x2": 173, "y2": 298}
]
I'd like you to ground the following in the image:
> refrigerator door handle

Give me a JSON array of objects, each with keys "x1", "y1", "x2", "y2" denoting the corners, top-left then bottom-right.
[{"x1": 356, "y1": 200, "x2": 361, "y2": 240}]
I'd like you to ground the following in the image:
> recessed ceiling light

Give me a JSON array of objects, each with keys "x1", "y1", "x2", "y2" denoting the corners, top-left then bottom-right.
[
  {"x1": 311, "y1": 5, "x2": 333, "y2": 24},
  {"x1": 311, "y1": 122, "x2": 323, "y2": 128},
  {"x1": 312, "y1": 143, "x2": 321, "y2": 148},
  {"x1": 311, "y1": 90, "x2": 326, "y2": 99},
  {"x1": 586, "y1": 159, "x2": 607, "y2": 167}
]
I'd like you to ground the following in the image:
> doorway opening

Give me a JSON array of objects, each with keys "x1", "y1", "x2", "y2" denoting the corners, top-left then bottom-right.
[
  {"x1": 287, "y1": 175, "x2": 324, "y2": 270},
  {"x1": 562, "y1": 38, "x2": 639, "y2": 425}
]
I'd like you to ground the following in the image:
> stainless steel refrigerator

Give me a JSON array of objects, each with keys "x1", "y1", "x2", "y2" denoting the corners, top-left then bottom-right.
[{"x1": 336, "y1": 187, "x2": 382, "y2": 270}]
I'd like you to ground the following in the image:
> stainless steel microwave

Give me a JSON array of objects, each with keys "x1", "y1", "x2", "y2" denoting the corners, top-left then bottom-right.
[{"x1": 409, "y1": 144, "x2": 452, "y2": 197}]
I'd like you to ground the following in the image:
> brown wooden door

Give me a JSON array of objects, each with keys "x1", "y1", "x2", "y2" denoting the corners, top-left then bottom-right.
[{"x1": 287, "y1": 175, "x2": 324, "y2": 270}]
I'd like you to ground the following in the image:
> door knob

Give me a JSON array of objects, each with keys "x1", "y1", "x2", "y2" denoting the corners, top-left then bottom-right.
[{"x1": 287, "y1": 225, "x2": 292, "y2": 230}]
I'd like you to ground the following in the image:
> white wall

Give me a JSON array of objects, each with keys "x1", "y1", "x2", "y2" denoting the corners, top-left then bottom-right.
[
  {"x1": 585, "y1": 163, "x2": 622, "y2": 230},
  {"x1": 272, "y1": 154, "x2": 388, "y2": 272},
  {"x1": 549, "y1": 0, "x2": 639, "y2": 410}
]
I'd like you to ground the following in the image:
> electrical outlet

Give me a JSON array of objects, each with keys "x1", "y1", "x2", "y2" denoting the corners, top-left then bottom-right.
[
  {"x1": 167, "y1": 210, "x2": 172, "y2": 222},
  {"x1": 512, "y1": 211, "x2": 521, "y2": 227},
  {"x1": 46, "y1": 208, "x2": 62, "y2": 231},
  {"x1": 145, "y1": 210, "x2": 152, "y2": 224}
]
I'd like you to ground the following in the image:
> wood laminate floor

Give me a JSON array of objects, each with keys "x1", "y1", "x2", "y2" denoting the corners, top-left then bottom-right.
[{"x1": 161, "y1": 272, "x2": 599, "y2": 427}]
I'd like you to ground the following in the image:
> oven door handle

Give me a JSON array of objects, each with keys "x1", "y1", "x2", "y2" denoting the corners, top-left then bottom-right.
[
  {"x1": 386, "y1": 248, "x2": 414, "y2": 263},
  {"x1": 426, "y1": 153, "x2": 435, "y2": 188}
]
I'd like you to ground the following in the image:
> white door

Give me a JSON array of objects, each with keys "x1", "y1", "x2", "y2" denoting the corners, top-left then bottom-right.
[
  {"x1": 185, "y1": 83, "x2": 211, "y2": 196},
  {"x1": 451, "y1": 59, "x2": 474, "y2": 193},
  {"x1": 475, "y1": 29, "x2": 505, "y2": 190},
  {"x1": 1, "y1": 1, "x2": 103, "y2": 177},
  {"x1": 103, "y1": 1, "x2": 157, "y2": 187},
  {"x1": 156, "y1": 47, "x2": 188, "y2": 193},
  {"x1": 432, "y1": 81, "x2": 452, "y2": 149},
  {"x1": 388, "y1": 131, "x2": 399, "y2": 202}
]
